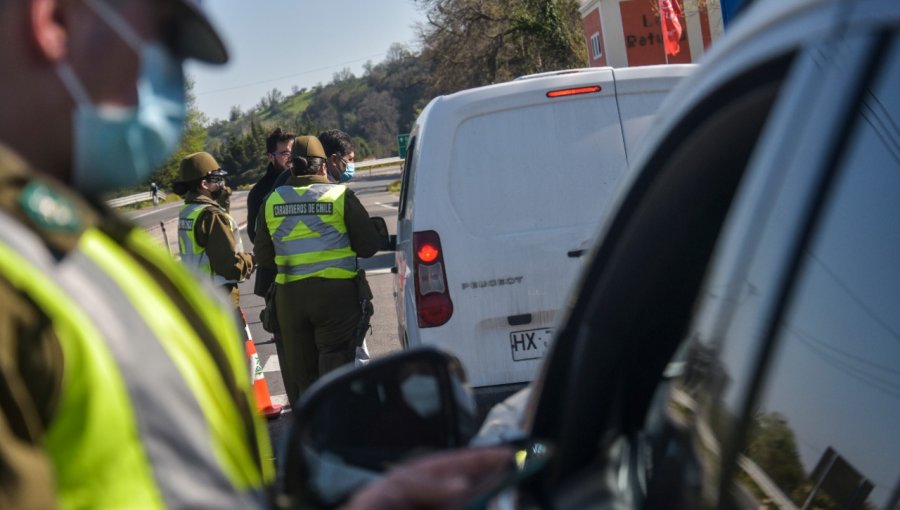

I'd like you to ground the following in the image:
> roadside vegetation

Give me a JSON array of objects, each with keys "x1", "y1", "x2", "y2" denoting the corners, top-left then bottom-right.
[{"x1": 106, "y1": 0, "x2": 585, "y2": 201}]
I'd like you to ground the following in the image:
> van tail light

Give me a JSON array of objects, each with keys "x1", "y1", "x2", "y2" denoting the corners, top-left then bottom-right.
[
  {"x1": 413, "y1": 230, "x2": 453, "y2": 327},
  {"x1": 546, "y1": 85, "x2": 602, "y2": 98}
]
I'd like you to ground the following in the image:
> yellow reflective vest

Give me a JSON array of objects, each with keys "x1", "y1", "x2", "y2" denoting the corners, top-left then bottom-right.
[
  {"x1": 263, "y1": 184, "x2": 358, "y2": 284},
  {"x1": 178, "y1": 201, "x2": 245, "y2": 285},
  {"x1": 0, "y1": 209, "x2": 273, "y2": 509}
]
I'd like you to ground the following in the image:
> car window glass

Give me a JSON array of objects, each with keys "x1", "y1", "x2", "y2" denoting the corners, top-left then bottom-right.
[
  {"x1": 398, "y1": 137, "x2": 416, "y2": 219},
  {"x1": 744, "y1": 35, "x2": 900, "y2": 510},
  {"x1": 531, "y1": 55, "x2": 792, "y2": 497}
]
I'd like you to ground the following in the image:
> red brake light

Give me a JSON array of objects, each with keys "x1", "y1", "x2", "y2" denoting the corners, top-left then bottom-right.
[
  {"x1": 546, "y1": 85, "x2": 602, "y2": 98},
  {"x1": 418, "y1": 294, "x2": 454, "y2": 327},
  {"x1": 417, "y1": 243, "x2": 439, "y2": 263},
  {"x1": 412, "y1": 230, "x2": 453, "y2": 328}
]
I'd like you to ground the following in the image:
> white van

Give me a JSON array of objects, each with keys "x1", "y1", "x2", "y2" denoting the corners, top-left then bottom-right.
[{"x1": 393, "y1": 65, "x2": 694, "y2": 403}]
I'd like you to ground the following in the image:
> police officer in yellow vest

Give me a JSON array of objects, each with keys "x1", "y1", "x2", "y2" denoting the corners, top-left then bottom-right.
[
  {"x1": 0, "y1": 0, "x2": 273, "y2": 508},
  {"x1": 175, "y1": 152, "x2": 254, "y2": 313},
  {"x1": 254, "y1": 136, "x2": 380, "y2": 407}
]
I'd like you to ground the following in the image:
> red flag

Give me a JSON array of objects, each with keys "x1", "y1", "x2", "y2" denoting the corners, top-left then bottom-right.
[{"x1": 659, "y1": 0, "x2": 683, "y2": 56}]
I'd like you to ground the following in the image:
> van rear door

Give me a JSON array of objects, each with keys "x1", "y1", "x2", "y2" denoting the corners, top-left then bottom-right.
[{"x1": 426, "y1": 70, "x2": 629, "y2": 388}]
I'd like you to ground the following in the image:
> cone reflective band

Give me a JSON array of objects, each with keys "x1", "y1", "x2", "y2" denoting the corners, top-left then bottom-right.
[{"x1": 240, "y1": 308, "x2": 283, "y2": 419}]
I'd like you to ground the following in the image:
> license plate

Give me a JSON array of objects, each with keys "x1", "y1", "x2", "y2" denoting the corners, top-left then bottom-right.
[{"x1": 510, "y1": 328, "x2": 552, "y2": 361}]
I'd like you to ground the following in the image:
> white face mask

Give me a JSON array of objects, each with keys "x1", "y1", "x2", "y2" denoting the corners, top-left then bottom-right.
[{"x1": 56, "y1": 0, "x2": 186, "y2": 195}]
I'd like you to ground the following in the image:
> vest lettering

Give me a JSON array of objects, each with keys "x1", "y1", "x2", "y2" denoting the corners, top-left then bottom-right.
[{"x1": 273, "y1": 202, "x2": 333, "y2": 217}]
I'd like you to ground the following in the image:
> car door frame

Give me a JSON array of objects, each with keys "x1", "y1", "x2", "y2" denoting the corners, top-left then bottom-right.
[{"x1": 516, "y1": 1, "x2": 898, "y2": 506}]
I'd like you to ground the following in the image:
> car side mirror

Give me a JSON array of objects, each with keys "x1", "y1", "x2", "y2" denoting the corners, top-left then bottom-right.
[
  {"x1": 371, "y1": 216, "x2": 396, "y2": 251},
  {"x1": 280, "y1": 347, "x2": 479, "y2": 507}
]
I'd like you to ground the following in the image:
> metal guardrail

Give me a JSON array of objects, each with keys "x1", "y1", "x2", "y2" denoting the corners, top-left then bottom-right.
[
  {"x1": 105, "y1": 157, "x2": 402, "y2": 208},
  {"x1": 107, "y1": 191, "x2": 168, "y2": 208},
  {"x1": 356, "y1": 157, "x2": 403, "y2": 169}
]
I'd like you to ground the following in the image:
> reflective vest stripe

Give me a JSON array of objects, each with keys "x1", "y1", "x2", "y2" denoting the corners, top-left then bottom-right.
[
  {"x1": 265, "y1": 184, "x2": 357, "y2": 283},
  {"x1": 178, "y1": 202, "x2": 207, "y2": 268},
  {"x1": 276, "y1": 254, "x2": 358, "y2": 277},
  {"x1": 272, "y1": 186, "x2": 347, "y2": 242},
  {"x1": 0, "y1": 211, "x2": 269, "y2": 508},
  {"x1": 272, "y1": 233, "x2": 350, "y2": 254},
  {"x1": 179, "y1": 202, "x2": 243, "y2": 285},
  {"x1": 81, "y1": 233, "x2": 266, "y2": 501},
  {"x1": 0, "y1": 222, "x2": 164, "y2": 509},
  {"x1": 126, "y1": 229, "x2": 273, "y2": 487}
]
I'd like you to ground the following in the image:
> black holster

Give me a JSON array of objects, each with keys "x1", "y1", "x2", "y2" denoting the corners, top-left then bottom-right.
[
  {"x1": 353, "y1": 270, "x2": 374, "y2": 348},
  {"x1": 259, "y1": 282, "x2": 279, "y2": 333}
]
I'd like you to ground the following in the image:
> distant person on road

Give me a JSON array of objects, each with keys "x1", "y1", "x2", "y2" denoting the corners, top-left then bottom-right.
[
  {"x1": 0, "y1": 0, "x2": 273, "y2": 507},
  {"x1": 150, "y1": 180, "x2": 160, "y2": 206},
  {"x1": 254, "y1": 135, "x2": 380, "y2": 407},
  {"x1": 319, "y1": 128, "x2": 356, "y2": 183},
  {"x1": 174, "y1": 152, "x2": 254, "y2": 315}
]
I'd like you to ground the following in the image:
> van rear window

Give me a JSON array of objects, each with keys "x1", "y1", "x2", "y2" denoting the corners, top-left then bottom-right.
[{"x1": 448, "y1": 98, "x2": 628, "y2": 235}]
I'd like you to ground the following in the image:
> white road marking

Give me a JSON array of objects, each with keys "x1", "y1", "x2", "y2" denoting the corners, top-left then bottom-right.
[
  {"x1": 270, "y1": 394, "x2": 289, "y2": 407},
  {"x1": 262, "y1": 355, "x2": 280, "y2": 372},
  {"x1": 374, "y1": 201, "x2": 398, "y2": 210}
]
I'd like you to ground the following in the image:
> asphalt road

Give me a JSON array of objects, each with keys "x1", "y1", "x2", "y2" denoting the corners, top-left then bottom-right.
[{"x1": 124, "y1": 164, "x2": 404, "y2": 459}]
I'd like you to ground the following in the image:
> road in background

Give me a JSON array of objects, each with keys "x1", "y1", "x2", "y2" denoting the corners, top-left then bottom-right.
[{"x1": 126, "y1": 164, "x2": 403, "y2": 453}]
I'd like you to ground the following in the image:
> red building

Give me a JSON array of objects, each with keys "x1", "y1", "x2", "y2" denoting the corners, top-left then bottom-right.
[{"x1": 580, "y1": 0, "x2": 724, "y2": 67}]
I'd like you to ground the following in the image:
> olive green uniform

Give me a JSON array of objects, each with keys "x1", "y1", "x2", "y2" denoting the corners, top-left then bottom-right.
[
  {"x1": 254, "y1": 175, "x2": 379, "y2": 405},
  {"x1": 180, "y1": 192, "x2": 254, "y2": 309},
  {"x1": 0, "y1": 144, "x2": 272, "y2": 509}
]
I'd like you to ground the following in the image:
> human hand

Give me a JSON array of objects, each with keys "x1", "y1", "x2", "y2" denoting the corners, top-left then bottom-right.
[{"x1": 339, "y1": 447, "x2": 514, "y2": 510}]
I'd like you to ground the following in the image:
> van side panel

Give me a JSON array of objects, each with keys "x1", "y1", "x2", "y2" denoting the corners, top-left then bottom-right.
[{"x1": 417, "y1": 82, "x2": 629, "y2": 388}]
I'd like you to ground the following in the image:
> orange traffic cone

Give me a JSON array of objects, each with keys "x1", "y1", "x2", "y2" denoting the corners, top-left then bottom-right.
[{"x1": 241, "y1": 309, "x2": 283, "y2": 419}]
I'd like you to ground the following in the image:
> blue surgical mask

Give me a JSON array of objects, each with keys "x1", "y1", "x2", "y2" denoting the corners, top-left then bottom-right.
[
  {"x1": 339, "y1": 161, "x2": 355, "y2": 183},
  {"x1": 56, "y1": 0, "x2": 186, "y2": 195}
]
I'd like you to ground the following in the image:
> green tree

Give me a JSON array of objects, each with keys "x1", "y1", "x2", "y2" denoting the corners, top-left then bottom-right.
[
  {"x1": 744, "y1": 412, "x2": 810, "y2": 505},
  {"x1": 414, "y1": 0, "x2": 587, "y2": 95},
  {"x1": 212, "y1": 116, "x2": 268, "y2": 185},
  {"x1": 148, "y1": 76, "x2": 208, "y2": 191}
]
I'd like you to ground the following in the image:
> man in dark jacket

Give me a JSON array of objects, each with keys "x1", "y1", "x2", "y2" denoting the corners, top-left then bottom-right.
[{"x1": 247, "y1": 127, "x2": 295, "y2": 245}]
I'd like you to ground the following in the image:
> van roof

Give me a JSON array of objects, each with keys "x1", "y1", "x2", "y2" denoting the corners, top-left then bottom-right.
[
  {"x1": 414, "y1": 64, "x2": 696, "y2": 135},
  {"x1": 513, "y1": 67, "x2": 614, "y2": 81}
]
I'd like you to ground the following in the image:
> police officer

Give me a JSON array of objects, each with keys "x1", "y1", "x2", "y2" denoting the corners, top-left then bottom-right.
[
  {"x1": 0, "y1": 0, "x2": 272, "y2": 508},
  {"x1": 175, "y1": 152, "x2": 254, "y2": 313},
  {"x1": 254, "y1": 135, "x2": 380, "y2": 407}
]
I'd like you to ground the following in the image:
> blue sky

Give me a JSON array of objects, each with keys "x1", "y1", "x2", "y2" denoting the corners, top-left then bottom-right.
[{"x1": 187, "y1": 1, "x2": 426, "y2": 122}]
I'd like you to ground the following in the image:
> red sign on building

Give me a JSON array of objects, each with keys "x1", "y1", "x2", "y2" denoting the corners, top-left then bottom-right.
[{"x1": 620, "y1": 0, "x2": 691, "y2": 66}]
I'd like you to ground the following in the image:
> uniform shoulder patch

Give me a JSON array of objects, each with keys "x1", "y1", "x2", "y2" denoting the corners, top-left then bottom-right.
[{"x1": 19, "y1": 182, "x2": 82, "y2": 233}]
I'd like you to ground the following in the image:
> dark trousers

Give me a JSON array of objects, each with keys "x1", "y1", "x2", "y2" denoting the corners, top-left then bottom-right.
[{"x1": 274, "y1": 278, "x2": 360, "y2": 408}]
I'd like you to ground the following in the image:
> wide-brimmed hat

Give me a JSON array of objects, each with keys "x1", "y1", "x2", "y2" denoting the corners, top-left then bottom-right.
[
  {"x1": 169, "y1": 0, "x2": 229, "y2": 64},
  {"x1": 177, "y1": 152, "x2": 226, "y2": 183}
]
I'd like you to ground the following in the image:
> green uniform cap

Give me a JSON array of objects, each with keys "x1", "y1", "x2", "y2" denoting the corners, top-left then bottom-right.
[
  {"x1": 178, "y1": 152, "x2": 226, "y2": 183},
  {"x1": 291, "y1": 136, "x2": 326, "y2": 160}
]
